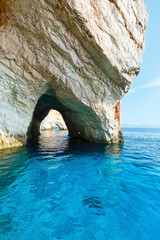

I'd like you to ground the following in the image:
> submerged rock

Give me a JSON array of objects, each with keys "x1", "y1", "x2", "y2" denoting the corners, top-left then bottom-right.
[{"x1": 0, "y1": 0, "x2": 148, "y2": 149}]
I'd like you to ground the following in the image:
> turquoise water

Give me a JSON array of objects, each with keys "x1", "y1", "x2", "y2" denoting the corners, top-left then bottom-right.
[{"x1": 0, "y1": 128, "x2": 160, "y2": 240}]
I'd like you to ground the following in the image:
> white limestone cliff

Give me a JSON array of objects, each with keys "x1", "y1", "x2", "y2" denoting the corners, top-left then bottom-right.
[{"x1": 0, "y1": 0, "x2": 148, "y2": 149}]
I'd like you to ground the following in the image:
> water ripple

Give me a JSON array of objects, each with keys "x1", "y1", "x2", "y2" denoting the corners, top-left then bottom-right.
[{"x1": 0, "y1": 128, "x2": 160, "y2": 239}]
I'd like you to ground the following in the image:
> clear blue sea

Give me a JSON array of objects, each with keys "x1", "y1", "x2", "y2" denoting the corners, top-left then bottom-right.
[{"x1": 0, "y1": 128, "x2": 160, "y2": 240}]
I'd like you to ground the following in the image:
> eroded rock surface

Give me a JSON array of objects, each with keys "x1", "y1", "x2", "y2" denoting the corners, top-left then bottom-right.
[{"x1": 0, "y1": 0, "x2": 148, "y2": 149}]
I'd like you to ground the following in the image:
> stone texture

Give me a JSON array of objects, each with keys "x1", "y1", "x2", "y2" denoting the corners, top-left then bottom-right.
[
  {"x1": 0, "y1": 130, "x2": 23, "y2": 150},
  {"x1": 0, "y1": 0, "x2": 148, "y2": 149},
  {"x1": 40, "y1": 110, "x2": 67, "y2": 130}
]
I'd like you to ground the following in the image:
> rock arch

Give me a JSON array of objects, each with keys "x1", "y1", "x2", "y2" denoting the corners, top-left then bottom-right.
[
  {"x1": 0, "y1": 0, "x2": 148, "y2": 149},
  {"x1": 27, "y1": 90, "x2": 117, "y2": 144},
  {"x1": 40, "y1": 110, "x2": 67, "y2": 131},
  {"x1": 27, "y1": 94, "x2": 66, "y2": 138}
]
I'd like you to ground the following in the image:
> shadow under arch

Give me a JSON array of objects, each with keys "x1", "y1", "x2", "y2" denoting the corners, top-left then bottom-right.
[
  {"x1": 27, "y1": 94, "x2": 69, "y2": 140},
  {"x1": 26, "y1": 90, "x2": 115, "y2": 144}
]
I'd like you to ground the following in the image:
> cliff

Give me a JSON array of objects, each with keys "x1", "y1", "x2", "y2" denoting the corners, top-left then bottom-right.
[{"x1": 0, "y1": 0, "x2": 148, "y2": 149}]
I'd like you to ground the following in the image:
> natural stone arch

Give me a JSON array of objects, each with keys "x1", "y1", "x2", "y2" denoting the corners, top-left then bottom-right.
[
  {"x1": 40, "y1": 110, "x2": 67, "y2": 131},
  {"x1": 0, "y1": 0, "x2": 148, "y2": 149},
  {"x1": 27, "y1": 91, "x2": 118, "y2": 143},
  {"x1": 27, "y1": 94, "x2": 67, "y2": 139}
]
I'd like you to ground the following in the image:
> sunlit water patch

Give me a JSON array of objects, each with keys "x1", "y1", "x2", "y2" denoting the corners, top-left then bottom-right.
[{"x1": 0, "y1": 128, "x2": 160, "y2": 240}]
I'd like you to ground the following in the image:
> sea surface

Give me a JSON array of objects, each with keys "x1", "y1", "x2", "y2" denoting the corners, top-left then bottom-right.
[{"x1": 0, "y1": 128, "x2": 160, "y2": 240}]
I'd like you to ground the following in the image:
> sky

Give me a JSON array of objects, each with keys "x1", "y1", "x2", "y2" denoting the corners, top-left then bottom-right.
[{"x1": 121, "y1": 1, "x2": 160, "y2": 126}]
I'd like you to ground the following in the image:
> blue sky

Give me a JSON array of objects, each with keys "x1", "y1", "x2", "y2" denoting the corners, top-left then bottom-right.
[{"x1": 121, "y1": 1, "x2": 160, "y2": 126}]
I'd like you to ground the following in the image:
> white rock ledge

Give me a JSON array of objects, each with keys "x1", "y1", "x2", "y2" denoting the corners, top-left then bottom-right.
[{"x1": 0, "y1": 0, "x2": 148, "y2": 149}]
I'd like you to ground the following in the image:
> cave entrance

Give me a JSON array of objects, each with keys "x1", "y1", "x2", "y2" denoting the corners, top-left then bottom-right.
[
  {"x1": 27, "y1": 94, "x2": 69, "y2": 140},
  {"x1": 40, "y1": 109, "x2": 67, "y2": 131},
  {"x1": 27, "y1": 92, "x2": 99, "y2": 143}
]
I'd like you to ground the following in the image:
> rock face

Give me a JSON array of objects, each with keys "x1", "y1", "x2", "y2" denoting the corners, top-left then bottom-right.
[
  {"x1": 0, "y1": 0, "x2": 148, "y2": 149},
  {"x1": 40, "y1": 110, "x2": 67, "y2": 130}
]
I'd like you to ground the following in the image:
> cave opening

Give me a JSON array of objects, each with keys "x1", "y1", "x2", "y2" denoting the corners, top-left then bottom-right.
[
  {"x1": 40, "y1": 109, "x2": 67, "y2": 132},
  {"x1": 27, "y1": 94, "x2": 69, "y2": 141},
  {"x1": 27, "y1": 92, "x2": 103, "y2": 144}
]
